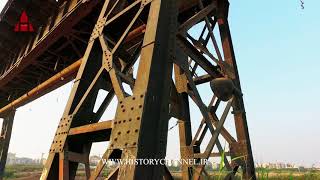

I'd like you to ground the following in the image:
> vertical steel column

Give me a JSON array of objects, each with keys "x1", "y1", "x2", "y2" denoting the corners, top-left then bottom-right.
[
  {"x1": 174, "y1": 55, "x2": 193, "y2": 179},
  {"x1": 0, "y1": 110, "x2": 15, "y2": 180},
  {"x1": 88, "y1": 0, "x2": 178, "y2": 179},
  {"x1": 217, "y1": 1, "x2": 256, "y2": 179},
  {"x1": 123, "y1": 0, "x2": 177, "y2": 178},
  {"x1": 36, "y1": 0, "x2": 257, "y2": 179},
  {"x1": 41, "y1": 21, "x2": 114, "y2": 180}
]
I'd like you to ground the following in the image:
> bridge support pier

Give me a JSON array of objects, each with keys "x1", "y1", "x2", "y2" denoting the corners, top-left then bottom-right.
[
  {"x1": 0, "y1": 110, "x2": 15, "y2": 180},
  {"x1": 39, "y1": 0, "x2": 256, "y2": 179}
]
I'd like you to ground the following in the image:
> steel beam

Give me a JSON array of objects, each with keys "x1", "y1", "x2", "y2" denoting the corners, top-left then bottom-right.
[
  {"x1": 0, "y1": 110, "x2": 15, "y2": 180},
  {"x1": 217, "y1": 1, "x2": 256, "y2": 178},
  {"x1": 0, "y1": 60, "x2": 81, "y2": 116},
  {"x1": 68, "y1": 120, "x2": 112, "y2": 136},
  {"x1": 0, "y1": 0, "x2": 257, "y2": 179},
  {"x1": 173, "y1": 44, "x2": 194, "y2": 180}
]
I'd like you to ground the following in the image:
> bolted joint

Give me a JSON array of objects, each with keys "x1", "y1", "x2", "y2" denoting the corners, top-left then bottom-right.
[
  {"x1": 103, "y1": 50, "x2": 113, "y2": 71},
  {"x1": 89, "y1": 17, "x2": 107, "y2": 42},
  {"x1": 141, "y1": 0, "x2": 153, "y2": 7},
  {"x1": 49, "y1": 115, "x2": 73, "y2": 153}
]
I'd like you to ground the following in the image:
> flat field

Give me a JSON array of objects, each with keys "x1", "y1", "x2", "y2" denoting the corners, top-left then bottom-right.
[{"x1": 3, "y1": 165, "x2": 320, "y2": 179}]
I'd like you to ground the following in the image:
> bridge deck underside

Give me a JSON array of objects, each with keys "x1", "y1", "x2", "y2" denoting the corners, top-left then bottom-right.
[
  {"x1": 0, "y1": 0, "x2": 103, "y2": 109},
  {"x1": 0, "y1": 0, "x2": 207, "y2": 112}
]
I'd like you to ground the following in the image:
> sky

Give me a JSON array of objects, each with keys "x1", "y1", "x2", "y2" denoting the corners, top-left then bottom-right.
[{"x1": 0, "y1": 0, "x2": 319, "y2": 167}]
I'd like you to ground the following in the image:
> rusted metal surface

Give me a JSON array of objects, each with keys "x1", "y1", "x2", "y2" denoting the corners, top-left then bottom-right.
[
  {"x1": 217, "y1": 1, "x2": 256, "y2": 176},
  {"x1": 68, "y1": 120, "x2": 112, "y2": 136},
  {"x1": 0, "y1": 21, "x2": 153, "y2": 116},
  {"x1": 0, "y1": 0, "x2": 209, "y2": 111},
  {"x1": 0, "y1": 0, "x2": 102, "y2": 110},
  {"x1": 0, "y1": 59, "x2": 81, "y2": 115},
  {"x1": 0, "y1": 0, "x2": 256, "y2": 179},
  {"x1": 0, "y1": 110, "x2": 15, "y2": 180}
]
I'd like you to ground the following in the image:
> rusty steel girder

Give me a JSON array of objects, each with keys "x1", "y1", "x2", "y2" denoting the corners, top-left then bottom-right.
[
  {"x1": 40, "y1": 0, "x2": 256, "y2": 179},
  {"x1": 0, "y1": 0, "x2": 256, "y2": 179}
]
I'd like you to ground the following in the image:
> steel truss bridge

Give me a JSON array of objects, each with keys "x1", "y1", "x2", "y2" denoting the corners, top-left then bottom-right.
[{"x1": 0, "y1": 0, "x2": 256, "y2": 179}]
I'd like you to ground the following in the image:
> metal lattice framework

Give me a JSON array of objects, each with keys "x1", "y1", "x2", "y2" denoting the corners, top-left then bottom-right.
[{"x1": 0, "y1": 0, "x2": 256, "y2": 179}]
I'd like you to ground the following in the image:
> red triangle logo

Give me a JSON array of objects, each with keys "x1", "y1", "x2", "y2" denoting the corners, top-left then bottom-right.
[{"x1": 14, "y1": 10, "x2": 34, "y2": 32}]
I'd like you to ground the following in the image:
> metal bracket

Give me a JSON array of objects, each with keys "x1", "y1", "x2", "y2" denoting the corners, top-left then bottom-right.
[
  {"x1": 49, "y1": 115, "x2": 73, "y2": 153},
  {"x1": 109, "y1": 95, "x2": 145, "y2": 150},
  {"x1": 103, "y1": 50, "x2": 113, "y2": 72},
  {"x1": 90, "y1": 17, "x2": 107, "y2": 42}
]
